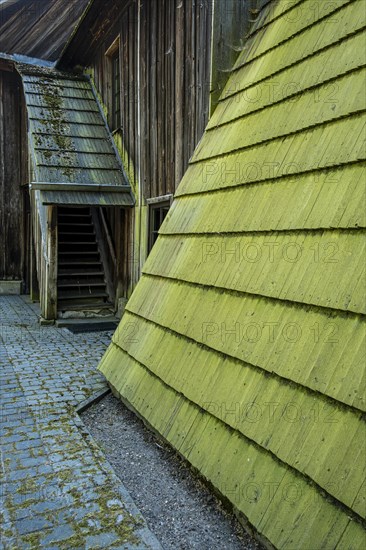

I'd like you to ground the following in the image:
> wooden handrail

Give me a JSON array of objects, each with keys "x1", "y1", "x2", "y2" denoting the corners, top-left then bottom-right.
[{"x1": 100, "y1": 208, "x2": 117, "y2": 269}]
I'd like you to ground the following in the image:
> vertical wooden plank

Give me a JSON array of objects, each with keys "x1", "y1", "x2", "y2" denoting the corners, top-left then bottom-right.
[
  {"x1": 183, "y1": 0, "x2": 193, "y2": 171},
  {"x1": 174, "y1": 0, "x2": 184, "y2": 189},
  {"x1": 156, "y1": 0, "x2": 163, "y2": 197},
  {"x1": 190, "y1": 0, "x2": 197, "y2": 155},
  {"x1": 167, "y1": 0, "x2": 175, "y2": 195},
  {"x1": 122, "y1": 15, "x2": 128, "y2": 156},
  {"x1": 30, "y1": 222, "x2": 39, "y2": 302},
  {"x1": 134, "y1": 0, "x2": 139, "y2": 186},
  {"x1": 22, "y1": 190, "x2": 31, "y2": 294},
  {"x1": 0, "y1": 72, "x2": 4, "y2": 279},
  {"x1": 161, "y1": 0, "x2": 166, "y2": 197},
  {"x1": 197, "y1": 0, "x2": 212, "y2": 139},
  {"x1": 0, "y1": 70, "x2": 25, "y2": 283},
  {"x1": 139, "y1": 0, "x2": 149, "y2": 199},
  {"x1": 115, "y1": 206, "x2": 123, "y2": 302},
  {"x1": 44, "y1": 205, "x2": 57, "y2": 320},
  {"x1": 149, "y1": 0, "x2": 158, "y2": 198},
  {"x1": 127, "y1": 6, "x2": 133, "y2": 172}
]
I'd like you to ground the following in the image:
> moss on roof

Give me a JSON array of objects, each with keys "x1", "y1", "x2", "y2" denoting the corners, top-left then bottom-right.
[
  {"x1": 100, "y1": 1, "x2": 366, "y2": 547},
  {"x1": 19, "y1": 67, "x2": 129, "y2": 186}
]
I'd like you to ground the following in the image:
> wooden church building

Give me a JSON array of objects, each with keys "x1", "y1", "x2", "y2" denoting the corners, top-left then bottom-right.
[
  {"x1": 0, "y1": 0, "x2": 256, "y2": 321},
  {"x1": 0, "y1": 1, "x2": 365, "y2": 547}
]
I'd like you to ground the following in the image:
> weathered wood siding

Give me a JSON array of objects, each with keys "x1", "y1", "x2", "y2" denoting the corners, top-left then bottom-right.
[
  {"x1": 62, "y1": 0, "x2": 213, "y2": 199},
  {"x1": 138, "y1": 0, "x2": 213, "y2": 197},
  {"x1": 210, "y1": 0, "x2": 257, "y2": 111},
  {"x1": 0, "y1": 69, "x2": 27, "y2": 283},
  {"x1": 58, "y1": 0, "x2": 256, "y2": 295}
]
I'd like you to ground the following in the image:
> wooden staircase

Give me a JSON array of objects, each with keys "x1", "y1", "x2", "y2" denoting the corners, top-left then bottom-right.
[{"x1": 57, "y1": 206, "x2": 113, "y2": 314}]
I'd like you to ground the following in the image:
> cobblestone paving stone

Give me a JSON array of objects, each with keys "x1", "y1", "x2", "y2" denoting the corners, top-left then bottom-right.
[{"x1": 0, "y1": 296, "x2": 161, "y2": 550}]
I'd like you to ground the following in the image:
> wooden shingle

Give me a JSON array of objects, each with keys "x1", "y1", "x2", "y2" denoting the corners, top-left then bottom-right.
[{"x1": 100, "y1": 0, "x2": 366, "y2": 546}]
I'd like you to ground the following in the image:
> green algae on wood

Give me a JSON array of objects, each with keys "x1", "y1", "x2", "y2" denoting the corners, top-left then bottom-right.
[{"x1": 99, "y1": 0, "x2": 366, "y2": 548}]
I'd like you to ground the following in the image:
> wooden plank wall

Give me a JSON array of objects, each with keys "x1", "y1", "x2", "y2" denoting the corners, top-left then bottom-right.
[
  {"x1": 0, "y1": 69, "x2": 27, "y2": 283},
  {"x1": 210, "y1": 0, "x2": 254, "y2": 111},
  {"x1": 90, "y1": 0, "x2": 213, "y2": 199}
]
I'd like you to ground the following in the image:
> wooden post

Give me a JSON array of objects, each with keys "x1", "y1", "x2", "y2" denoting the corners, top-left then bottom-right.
[
  {"x1": 29, "y1": 223, "x2": 39, "y2": 302},
  {"x1": 44, "y1": 205, "x2": 57, "y2": 320}
]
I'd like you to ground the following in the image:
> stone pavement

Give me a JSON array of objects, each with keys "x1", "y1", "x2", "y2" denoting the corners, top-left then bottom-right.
[{"x1": 0, "y1": 296, "x2": 161, "y2": 550}]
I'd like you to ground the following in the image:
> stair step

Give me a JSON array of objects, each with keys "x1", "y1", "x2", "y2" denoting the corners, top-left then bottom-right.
[
  {"x1": 58, "y1": 241, "x2": 97, "y2": 246},
  {"x1": 57, "y1": 320, "x2": 118, "y2": 332},
  {"x1": 58, "y1": 218, "x2": 92, "y2": 222},
  {"x1": 59, "y1": 241, "x2": 96, "y2": 246},
  {"x1": 58, "y1": 273, "x2": 105, "y2": 280},
  {"x1": 58, "y1": 282, "x2": 106, "y2": 289},
  {"x1": 58, "y1": 227, "x2": 92, "y2": 232},
  {"x1": 58, "y1": 217, "x2": 91, "y2": 222},
  {"x1": 58, "y1": 251, "x2": 100, "y2": 256},
  {"x1": 58, "y1": 261, "x2": 103, "y2": 267},
  {"x1": 58, "y1": 212, "x2": 91, "y2": 216},
  {"x1": 58, "y1": 207, "x2": 90, "y2": 211},
  {"x1": 58, "y1": 223, "x2": 93, "y2": 227},
  {"x1": 58, "y1": 297, "x2": 110, "y2": 305},
  {"x1": 58, "y1": 267, "x2": 104, "y2": 281},
  {"x1": 58, "y1": 235, "x2": 95, "y2": 242},
  {"x1": 58, "y1": 271, "x2": 105, "y2": 277},
  {"x1": 56, "y1": 206, "x2": 112, "y2": 313},
  {"x1": 58, "y1": 302, "x2": 113, "y2": 311},
  {"x1": 58, "y1": 291, "x2": 109, "y2": 299}
]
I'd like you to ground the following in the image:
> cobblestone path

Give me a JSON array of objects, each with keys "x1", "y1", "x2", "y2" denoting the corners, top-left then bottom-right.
[{"x1": 0, "y1": 296, "x2": 160, "y2": 549}]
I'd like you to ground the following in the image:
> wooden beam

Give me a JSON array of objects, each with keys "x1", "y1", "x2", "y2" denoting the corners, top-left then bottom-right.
[
  {"x1": 146, "y1": 194, "x2": 173, "y2": 205},
  {"x1": 29, "y1": 224, "x2": 40, "y2": 302}
]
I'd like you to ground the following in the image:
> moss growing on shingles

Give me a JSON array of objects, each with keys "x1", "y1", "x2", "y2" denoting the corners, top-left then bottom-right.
[
  {"x1": 37, "y1": 78, "x2": 76, "y2": 180},
  {"x1": 42, "y1": 149, "x2": 53, "y2": 160},
  {"x1": 33, "y1": 134, "x2": 43, "y2": 148}
]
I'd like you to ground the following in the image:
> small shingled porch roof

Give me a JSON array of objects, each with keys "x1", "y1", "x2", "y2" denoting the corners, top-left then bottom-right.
[{"x1": 17, "y1": 63, "x2": 134, "y2": 207}]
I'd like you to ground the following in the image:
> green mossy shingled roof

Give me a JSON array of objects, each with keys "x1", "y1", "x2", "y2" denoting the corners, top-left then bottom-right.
[
  {"x1": 18, "y1": 66, "x2": 132, "y2": 202},
  {"x1": 100, "y1": 0, "x2": 366, "y2": 547}
]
